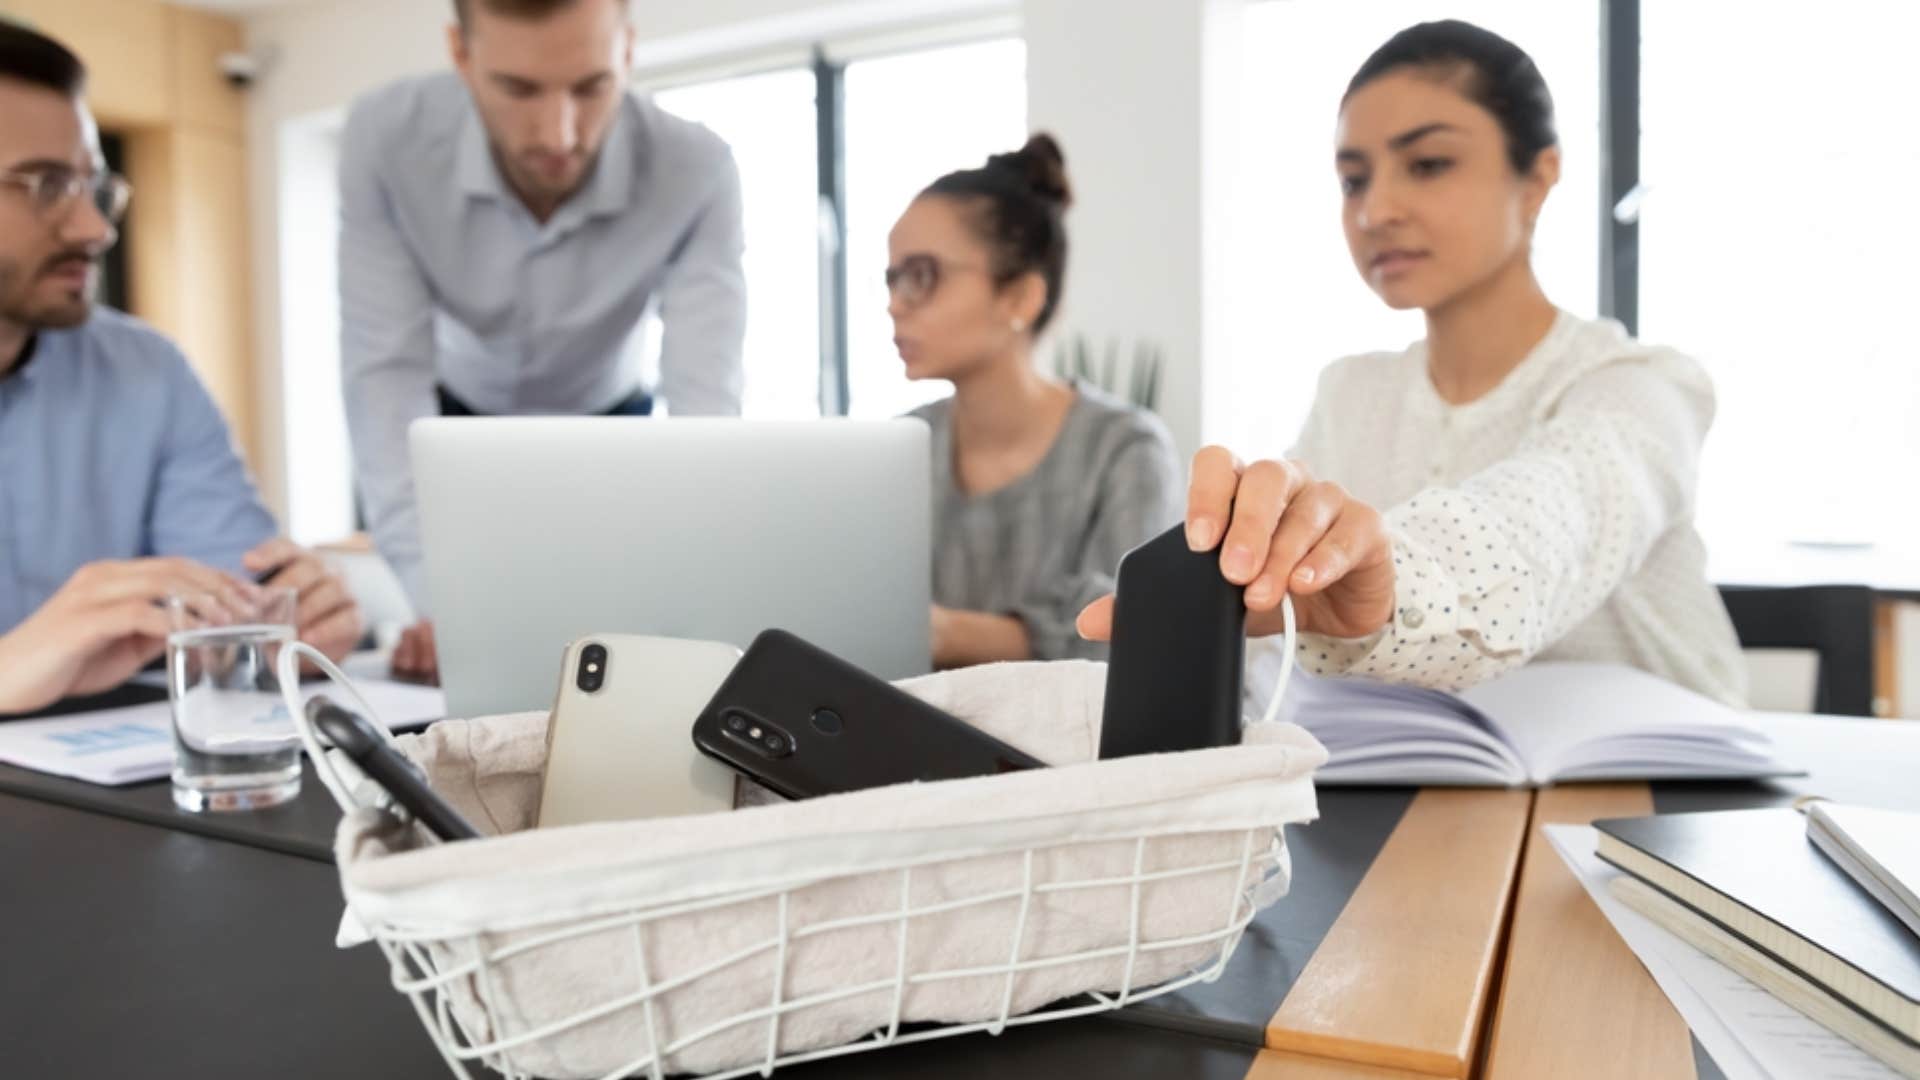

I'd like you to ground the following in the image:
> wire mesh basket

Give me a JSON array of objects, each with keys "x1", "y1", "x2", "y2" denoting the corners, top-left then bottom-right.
[{"x1": 285, "y1": 649, "x2": 1324, "y2": 1080}]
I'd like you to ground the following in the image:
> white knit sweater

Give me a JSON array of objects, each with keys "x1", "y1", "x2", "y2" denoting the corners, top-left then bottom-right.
[{"x1": 1276, "y1": 310, "x2": 1747, "y2": 706}]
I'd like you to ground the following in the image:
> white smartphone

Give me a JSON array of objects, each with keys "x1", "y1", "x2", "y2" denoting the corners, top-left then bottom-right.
[{"x1": 537, "y1": 634, "x2": 743, "y2": 828}]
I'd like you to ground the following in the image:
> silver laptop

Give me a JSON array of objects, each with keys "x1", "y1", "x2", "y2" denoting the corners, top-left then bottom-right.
[{"x1": 411, "y1": 417, "x2": 932, "y2": 718}]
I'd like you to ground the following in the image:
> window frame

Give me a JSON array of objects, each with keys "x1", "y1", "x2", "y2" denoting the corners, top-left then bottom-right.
[
  {"x1": 647, "y1": 3, "x2": 1641, "y2": 412},
  {"x1": 638, "y1": 26, "x2": 1023, "y2": 418},
  {"x1": 1599, "y1": 0, "x2": 1640, "y2": 332}
]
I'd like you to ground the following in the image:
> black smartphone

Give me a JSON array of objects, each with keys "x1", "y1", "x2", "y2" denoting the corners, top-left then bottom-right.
[
  {"x1": 307, "y1": 696, "x2": 482, "y2": 842},
  {"x1": 690, "y1": 629, "x2": 1045, "y2": 800},
  {"x1": 1098, "y1": 522, "x2": 1247, "y2": 758}
]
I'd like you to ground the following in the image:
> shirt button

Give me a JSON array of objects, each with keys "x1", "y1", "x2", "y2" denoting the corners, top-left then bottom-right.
[{"x1": 1401, "y1": 607, "x2": 1426, "y2": 629}]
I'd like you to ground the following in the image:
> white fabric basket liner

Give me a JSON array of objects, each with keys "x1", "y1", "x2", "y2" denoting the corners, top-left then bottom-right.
[{"x1": 324, "y1": 660, "x2": 1327, "y2": 1079}]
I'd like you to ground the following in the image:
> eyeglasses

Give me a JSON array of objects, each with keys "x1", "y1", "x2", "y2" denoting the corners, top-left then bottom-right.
[
  {"x1": 0, "y1": 166, "x2": 132, "y2": 225},
  {"x1": 884, "y1": 254, "x2": 991, "y2": 309}
]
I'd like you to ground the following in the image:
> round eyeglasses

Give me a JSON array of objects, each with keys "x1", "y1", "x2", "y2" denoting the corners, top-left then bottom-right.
[{"x1": 885, "y1": 254, "x2": 992, "y2": 308}]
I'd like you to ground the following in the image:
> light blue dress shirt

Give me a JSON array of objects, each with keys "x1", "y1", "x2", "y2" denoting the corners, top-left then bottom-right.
[
  {"x1": 0, "y1": 308, "x2": 278, "y2": 633},
  {"x1": 338, "y1": 74, "x2": 748, "y2": 609}
]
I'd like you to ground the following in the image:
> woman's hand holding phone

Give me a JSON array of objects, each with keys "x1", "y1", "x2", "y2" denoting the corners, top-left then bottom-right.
[{"x1": 1077, "y1": 447, "x2": 1397, "y2": 642}]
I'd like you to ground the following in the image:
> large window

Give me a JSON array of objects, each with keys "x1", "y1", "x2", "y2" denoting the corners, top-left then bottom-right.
[
  {"x1": 278, "y1": 114, "x2": 354, "y2": 544},
  {"x1": 1639, "y1": 2, "x2": 1920, "y2": 553},
  {"x1": 654, "y1": 36, "x2": 1028, "y2": 421},
  {"x1": 1223, "y1": 1, "x2": 1601, "y2": 460},
  {"x1": 654, "y1": 68, "x2": 823, "y2": 419},
  {"x1": 842, "y1": 38, "x2": 1029, "y2": 419},
  {"x1": 1226, "y1": 1, "x2": 1918, "y2": 562}
]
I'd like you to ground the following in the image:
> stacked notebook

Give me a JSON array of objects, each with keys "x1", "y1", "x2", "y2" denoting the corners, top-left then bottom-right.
[
  {"x1": 1809, "y1": 803, "x2": 1920, "y2": 939},
  {"x1": 1254, "y1": 657, "x2": 1791, "y2": 786},
  {"x1": 1594, "y1": 807, "x2": 1920, "y2": 1077}
]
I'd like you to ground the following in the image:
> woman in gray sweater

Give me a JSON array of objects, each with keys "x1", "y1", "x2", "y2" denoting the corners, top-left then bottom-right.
[{"x1": 887, "y1": 134, "x2": 1183, "y2": 667}]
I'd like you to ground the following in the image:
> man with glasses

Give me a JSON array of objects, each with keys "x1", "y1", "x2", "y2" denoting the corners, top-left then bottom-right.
[
  {"x1": 342, "y1": 0, "x2": 748, "y2": 682},
  {"x1": 0, "y1": 22, "x2": 361, "y2": 715}
]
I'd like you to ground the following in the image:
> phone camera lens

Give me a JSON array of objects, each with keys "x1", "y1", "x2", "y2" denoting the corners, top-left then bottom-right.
[
  {"x1": 577, "y1": 644, "x2": 608, "y2": 693},
  {"x1": 718, "y1": 709, "x2": 789, "y2": 756}
]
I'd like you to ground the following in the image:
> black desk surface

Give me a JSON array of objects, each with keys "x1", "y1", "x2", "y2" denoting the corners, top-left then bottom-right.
[
  {"x1": 0, "y1": 755, "x2": 1415, "y2": 1053},
  {"x1": 0, "y1": 790, "x2": 446, "y2": 1078},
  {"x1": 0, "y1": 756, "x2": 1420, "y2": 1075},
  {"x1": 0, "y1": 791, "x2": 1262, "y2": 1079},
  {"x1": 0, "y1": 758, "x2": 347, "y2": 861}
]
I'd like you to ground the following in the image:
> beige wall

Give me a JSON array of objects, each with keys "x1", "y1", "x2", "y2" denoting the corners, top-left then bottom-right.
[{"x1": 0, "y1": 0, "x2": 258, "y2": 466}]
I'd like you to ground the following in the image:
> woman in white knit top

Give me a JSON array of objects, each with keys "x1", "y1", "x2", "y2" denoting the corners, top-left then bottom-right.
[{"x1": 1080, "y1": 20, "x2": 1745, "y2": 705}]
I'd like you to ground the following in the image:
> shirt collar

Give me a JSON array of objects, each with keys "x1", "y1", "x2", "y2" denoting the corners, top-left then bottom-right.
[
  {"x1": 2, "y1": 332, "x2": 42, "y2": 385},
  {"x1": 456, "y1": 106, "x2": 508, "y2": 201},
  {"x1": 552, "y1": 101, "x2": 636, "y2": 231},
  {"x1": 456, "y1": 95, "x2": 638, "y2": 224},
  {"x1": 1411, "y1": 307, "x2": 1576, "y2": 419}
]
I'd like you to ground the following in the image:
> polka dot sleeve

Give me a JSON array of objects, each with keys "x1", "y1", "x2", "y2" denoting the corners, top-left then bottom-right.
[{"x1": 1296, "y1": 352, "x2": 1715, "y2": 689}]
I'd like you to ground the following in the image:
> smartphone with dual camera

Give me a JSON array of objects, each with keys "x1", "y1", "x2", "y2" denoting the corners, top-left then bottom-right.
[{"x1": 690, "y1": 629, "x2": 1045, "y2": 801}]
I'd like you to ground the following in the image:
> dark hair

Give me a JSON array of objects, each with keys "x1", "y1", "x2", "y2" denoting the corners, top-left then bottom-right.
[
  {"x1": 1344, "y1": 20, "x2": 1556, "y2": 174},
  {"x1": 922, "y1": 133, "x2": 1073, "y2": 334},
  {"x1": 0, "y1": 20, "x2": 87, "y2": 97},
  {"x1": 452, "y1": 0, "x2": 624, "y2": 28}
]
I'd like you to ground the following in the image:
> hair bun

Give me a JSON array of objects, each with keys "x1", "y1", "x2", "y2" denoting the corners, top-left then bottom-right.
[{"x1": 986, "y1": 132, "x2": 1073, "y2": 211}]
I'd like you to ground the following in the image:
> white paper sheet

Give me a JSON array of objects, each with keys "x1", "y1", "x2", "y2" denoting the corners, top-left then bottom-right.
[
  {"x1": 1545, "y1": 824, "x2": 1900, "y2": 1080},
  {"x1": 0, "y1": 665, "x2": 445, "y2": 786}
]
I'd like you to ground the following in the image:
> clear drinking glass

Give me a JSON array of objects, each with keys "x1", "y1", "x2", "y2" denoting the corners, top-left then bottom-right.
[{"x1": 166, "y1": 586, "x2": 301, "y2": 812}]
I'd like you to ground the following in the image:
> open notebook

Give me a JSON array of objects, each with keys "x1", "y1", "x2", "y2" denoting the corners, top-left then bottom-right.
[{"x1": 1251, "y1": 655, "x2": 1792, "y2": 786}]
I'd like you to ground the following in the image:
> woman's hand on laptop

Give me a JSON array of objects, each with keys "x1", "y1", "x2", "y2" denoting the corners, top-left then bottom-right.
[
  {"x1": 245, "y1": 539, "x2": 363, "y2": 664},
  {"x1": 1076, "y1": 447, "x2": 1397, "y2": 643},
  {"x1": 391, "y1": 619, "x2": 440, "y2": 685}
]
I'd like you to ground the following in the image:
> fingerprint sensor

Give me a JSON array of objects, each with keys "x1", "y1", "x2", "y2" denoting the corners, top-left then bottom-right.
[{"x1": 810, "y1": 708, "x2": 844, "y2": 735}]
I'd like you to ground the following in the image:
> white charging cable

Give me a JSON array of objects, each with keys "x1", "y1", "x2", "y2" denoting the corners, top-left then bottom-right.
[
  {"x1": 277, "y1": 640, "x2": 394, "y2": 813},
  {"x1": 1254, "y1": 593, "x2": 1298, "y2": 729}
]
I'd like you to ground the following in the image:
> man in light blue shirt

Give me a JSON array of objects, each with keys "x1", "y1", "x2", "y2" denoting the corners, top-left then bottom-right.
[
  {"x1": 0, "y1": 23, "x2": 361, "y2": 714},
  {"x1": 340, "y1": 0, "x2": 748, "y2": 679}
]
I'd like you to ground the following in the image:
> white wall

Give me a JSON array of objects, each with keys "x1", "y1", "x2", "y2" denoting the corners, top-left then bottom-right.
[
  {"x1": 1024, "y1": 0, "x2": 1240, "y2": 458},
  {"x1": 242, "y1": 0, "x2": 451, "y2": 523},
  {"x1": 241, "y1": 0, "x2": 1235, "y2": 526},
  {"x1": 274, "y1": 114, "x2": 350, "y2": 542}
]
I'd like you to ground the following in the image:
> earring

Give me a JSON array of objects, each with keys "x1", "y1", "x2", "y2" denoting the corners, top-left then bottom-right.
[{"x1": 1010, "y1": 318, "x2": 1027, "y2": 332}]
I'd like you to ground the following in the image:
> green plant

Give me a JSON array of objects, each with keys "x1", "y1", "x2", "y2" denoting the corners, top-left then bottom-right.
[{"x1": 1051, "y1": 334, "x2": 1165, "y2": 412}]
